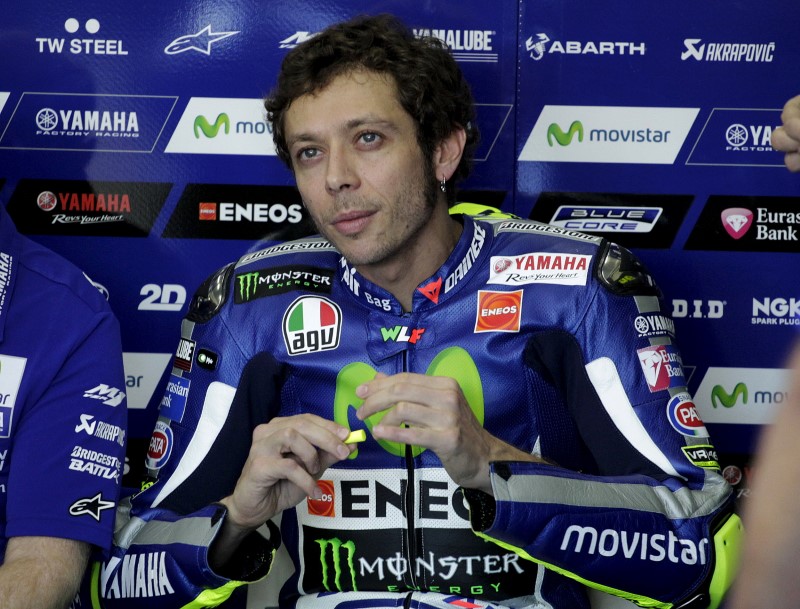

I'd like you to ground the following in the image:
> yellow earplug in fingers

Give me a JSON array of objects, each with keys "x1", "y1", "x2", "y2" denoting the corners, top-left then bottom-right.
[{"x1": 344, "y1": 429, "x2": 366, "y2": 444}]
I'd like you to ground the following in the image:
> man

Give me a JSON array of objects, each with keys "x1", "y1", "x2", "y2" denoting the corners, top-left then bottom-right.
[
  {"x1": 727, "y1": 95, "x2": 800, "y2": 608},
  {"x1": 0, "y1": 202, "x2": 126, "y2": 608},
  {"x1": 83, "y1": 14, "x2": 739, "y2": 609},
  {"x1": 771, "y1": 93, "x2": 800, "y2": 171}
]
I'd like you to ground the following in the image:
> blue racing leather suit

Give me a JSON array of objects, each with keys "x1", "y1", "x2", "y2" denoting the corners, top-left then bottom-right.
[{"x1": 82, "y1": 213, "x2": 738, "y2": 609}]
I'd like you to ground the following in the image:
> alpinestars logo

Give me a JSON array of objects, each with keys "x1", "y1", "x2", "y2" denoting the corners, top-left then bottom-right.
[
  {"x1": 69, "y1": 492, "x2": 115, "y2": 521},
  {"x1": 164, "y1": 25, "x2": 239, "y2": 55}
]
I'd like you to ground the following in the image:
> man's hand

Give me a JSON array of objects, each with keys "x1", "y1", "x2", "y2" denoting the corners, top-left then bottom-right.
[
  {"x1": 212, "y1": 414, "x2": 355, "y2": 568},
  {"x1": 355, "y1": 373, "x2": 541, "y2": 494},
  {"x1": 772, "y1": 94, "x2": 800, "y2": 172}
]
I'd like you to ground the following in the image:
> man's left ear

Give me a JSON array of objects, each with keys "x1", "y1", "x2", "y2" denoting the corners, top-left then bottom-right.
[{"x1": 434, "y1": 125, "x2": 467, "y2": 181}]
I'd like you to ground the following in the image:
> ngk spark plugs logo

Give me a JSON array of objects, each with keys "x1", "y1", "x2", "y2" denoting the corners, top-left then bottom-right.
[
  {"x1": 163, "y1": 184, "x2": 307, "y2": 241},
  {"x1": 686, "y1": 196, "x2": 800, "y2": 252},
  {"x1": 752, "y1": 297, "x2": 800, "y2": 327},
  {"x1": 0, "y1": 93, "x2": 177, "y2": 152},
  {"x1": 686, "y1": 108, "x2": 784, "y2": 167},
  {"x1": 637, "y1": 345, "x2": 686, "y2": 393},
  {"x1": 519, "y1": 106, "x2": 698, "y2": 164},
  {"x1": 525, "y1": 33, "x2": 646, "y2": 60},
  {"x1": 7, "y1": 179, "x2": 170, "y2": 237}
]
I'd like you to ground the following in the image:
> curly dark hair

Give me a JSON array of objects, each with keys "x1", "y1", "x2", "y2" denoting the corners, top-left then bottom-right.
[{"x1": 265, "y1": 13, "x2": 480, "y2": 204}]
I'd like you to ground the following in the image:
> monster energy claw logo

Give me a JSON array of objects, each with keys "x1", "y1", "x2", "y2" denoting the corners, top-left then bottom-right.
[
  {"x1": 547, "y1": 121, "x2": 584, "y2": 146},
  {"x1": 317, "y1": 537, "x2": 358, "y2": 592},
  {"x1": 237, "y1": 271, "x2": 259, "y2": 302},
  {"x1": 194, "y1": 113, "x2": 230, "y2": 138},
  {"x1": 711, "y1": 383, "x2": 748, "y2": 408}
]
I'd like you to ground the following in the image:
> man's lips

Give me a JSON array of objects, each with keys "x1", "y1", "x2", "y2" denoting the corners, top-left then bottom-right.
[{"x1": 331, "y1": 210, "x2": 376, "y2": 236}]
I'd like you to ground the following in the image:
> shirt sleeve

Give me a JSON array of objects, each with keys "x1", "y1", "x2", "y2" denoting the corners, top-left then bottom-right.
[{"x1": 465, "y1": 243, "x2": 739, "y2": 609}]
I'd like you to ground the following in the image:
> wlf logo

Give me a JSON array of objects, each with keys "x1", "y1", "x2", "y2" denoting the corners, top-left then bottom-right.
[
  {"x1": 548, "y1": 121, "x2": 584, "y2": 146},
  {"x1": 721, "y1": 208, "x2": 753, "y2": 239}
]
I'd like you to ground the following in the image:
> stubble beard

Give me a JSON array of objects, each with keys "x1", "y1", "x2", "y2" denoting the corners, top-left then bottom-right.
[{"x1": 306, "y1": 169, "x2": 440, "y2": 269}]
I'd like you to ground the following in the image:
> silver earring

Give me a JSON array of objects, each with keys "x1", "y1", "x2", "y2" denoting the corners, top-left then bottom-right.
[{"x1": 439, "y1": 177, "x2": 447, "y2": 193}]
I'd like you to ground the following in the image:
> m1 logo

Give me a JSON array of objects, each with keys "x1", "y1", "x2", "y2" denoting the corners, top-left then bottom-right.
[{"x1": 138, "y1": 284, "x2": 187, "y2": 312}]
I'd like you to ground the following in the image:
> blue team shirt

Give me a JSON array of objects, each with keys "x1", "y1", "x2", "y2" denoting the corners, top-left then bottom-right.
[{"x1": 0, "y1": 205, "x2": 127, "y2": 561}]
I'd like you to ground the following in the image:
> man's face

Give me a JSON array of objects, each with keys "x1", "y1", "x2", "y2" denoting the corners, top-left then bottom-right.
[{"x1": 283, "y1": 69, "x2": 438, "y2": 269}]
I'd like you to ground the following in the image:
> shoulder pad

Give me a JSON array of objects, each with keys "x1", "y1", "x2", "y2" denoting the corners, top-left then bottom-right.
[
  {"x1": 187, "y1": 262, "x2": 235, "y2": 322},
  {"x1": 450, "y1": 202, "x2": 519, "y2": 220},
  {"x1": 595, "y1": 242, "x2": 661, "y2": 297}
]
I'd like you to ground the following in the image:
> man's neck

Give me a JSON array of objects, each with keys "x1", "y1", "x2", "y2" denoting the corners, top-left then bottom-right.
[{"x1": 358, "y1": 210, "x2": 463, "y2": 312}]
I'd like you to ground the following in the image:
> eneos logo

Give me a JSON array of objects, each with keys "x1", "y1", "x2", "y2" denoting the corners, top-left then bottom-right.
[
  {"x1": 307, "y1": 479, "x2": 335, "y2": 517},
  {"x1": 475, "y1": 290, "x2": 522, "y2": 332}
]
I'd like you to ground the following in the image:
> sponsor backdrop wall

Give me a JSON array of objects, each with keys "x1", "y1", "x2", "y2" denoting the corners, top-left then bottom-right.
[{"x1": 0, "y1": 0, "x2": 797, "y2": 606}]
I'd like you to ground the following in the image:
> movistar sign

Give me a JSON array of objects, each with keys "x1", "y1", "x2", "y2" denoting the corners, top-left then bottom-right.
[{"x1": 519, "y1": 105, "x2": 699, "y2": 164}]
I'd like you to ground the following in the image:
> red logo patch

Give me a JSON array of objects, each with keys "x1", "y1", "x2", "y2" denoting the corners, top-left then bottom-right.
[
  {"x1": 475, "y1": 290, "x2": 523, "y2": 333},
  {"x1": 417, "y1": 277, "x2": 443, "y2": 304},
  {"x1": 307, "y1": 479, "x2": 335, "y2": 517}
]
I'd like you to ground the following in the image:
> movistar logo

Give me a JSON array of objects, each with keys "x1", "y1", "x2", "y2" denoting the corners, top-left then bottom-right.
[
  {"x1": 316, "y1": 537, "x2": 357, "y2": 592},
  {"x1": 334, "y1": 347, "x2": 484, "y2": 458},
  {"x1": 711, "y1": 383, "x2": 748, "y2": 408},
  {"x1": 548, "y1": 121, "x2": 584, "y2": 146},
  {"x1": 194, "y1": 113, "x2": 230, "y2": 138},
  {"x1": 236, "y1": 272, "x2": 260, "y2": 302}
]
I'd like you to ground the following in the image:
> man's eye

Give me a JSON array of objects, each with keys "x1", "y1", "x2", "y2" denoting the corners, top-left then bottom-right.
[
  {"x1": 360, "y1": 132, "x2": 380, "y2": 145},
  {"x1": 298, "y1": 148, "x2": 319, "y2": 160}
]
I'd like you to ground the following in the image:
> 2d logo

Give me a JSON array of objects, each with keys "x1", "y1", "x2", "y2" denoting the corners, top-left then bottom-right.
[
  {"x1": 711, "y1": 383, "x2": 748, "y2": 408},
  {"x1": 194, "y1": 113, "x2": 230, "y2": 138}
]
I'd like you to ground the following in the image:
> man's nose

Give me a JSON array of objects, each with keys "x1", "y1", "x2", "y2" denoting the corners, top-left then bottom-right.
[{"x1": 325, "y1": 147, "x2": 360, "y2": 194}]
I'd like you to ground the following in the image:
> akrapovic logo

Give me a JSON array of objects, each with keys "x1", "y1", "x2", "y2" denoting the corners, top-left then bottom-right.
[
  {"x1": 560, "y1": 525, "x2": 709, "y2": 565},
  {"x1": 681, "y1": 38, "x2": 775, "y2": 62}
]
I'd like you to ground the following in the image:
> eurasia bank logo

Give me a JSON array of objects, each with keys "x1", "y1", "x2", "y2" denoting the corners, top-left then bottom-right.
[
  {"x1": 165, "y1": 98, "x2": 276, "y2": 155},
  {"x1": 518, "y1": 106, "x2": 699, "y2": 164}
]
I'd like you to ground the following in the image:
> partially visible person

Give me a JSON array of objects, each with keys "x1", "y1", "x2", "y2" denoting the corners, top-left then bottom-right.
[
  {"x1": 771, "y1": 94, "x2": 800, "y2": 171},
  {"x1": 727, "y1": 343, "x2": 800, "y2": 608},
  {"x1": 0, "y1": 203, "x2": 127, "y2": 608}
]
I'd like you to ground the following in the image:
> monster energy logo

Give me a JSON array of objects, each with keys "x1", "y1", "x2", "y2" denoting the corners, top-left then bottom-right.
[
  {"x1": 194, "y1": 113, "x2": 230, "y2": 138},
  {"x1": 547, "y1": 121, "x2": 584, "y2": 146},
  {"x1": 711, "y1": 383, "x2": 748, "y2": 408},
  {"x1": 237, "y1": 272, "x2": 260, "y2": 302},
  {"x1": 316, "y1": 537, "x2": 357, "y2": 592}
]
